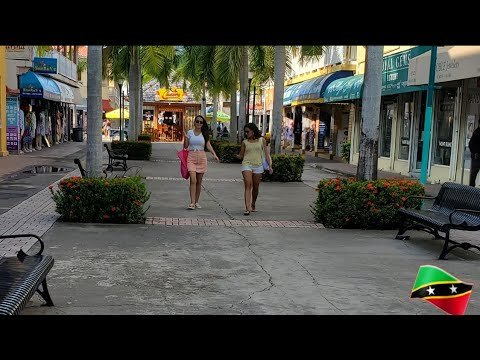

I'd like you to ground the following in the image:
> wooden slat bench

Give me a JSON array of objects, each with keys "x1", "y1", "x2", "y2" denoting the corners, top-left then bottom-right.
[
  {"x1": 0, "y1": 234, "x2": 54, "y2": 315},
  {"x1": 396, "y1": 182, "x2": 480, "y2": 259}
]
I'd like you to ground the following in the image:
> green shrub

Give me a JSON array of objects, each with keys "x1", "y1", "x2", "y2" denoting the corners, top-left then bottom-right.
[
  {"x1": 263, "y1": 154, "x2": 305, "y2": 182},
  {"x1": 217, "y1": 143, "x2": 242, "y2": 163},
  {"x1": 138, "y1": 133, "x2": 152, "y2": 142},
  {"x1": 112, "y1": 141, "x2": 152, "y2": 160},
  {"x1": 312, "y1": 178, "x2": 425, "y2": 229},
  {"x1": 50, "y1": 176, "x2": 150, "y2": 223},
  {"x1": 209, "y1": 139, "x2": 229, "y2": 155},
  {"x1": 341, "y1": 141, "x2": 351, "y2": 163}
]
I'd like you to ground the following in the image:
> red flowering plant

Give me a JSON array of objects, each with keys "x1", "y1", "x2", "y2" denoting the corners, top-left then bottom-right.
[
  {"x1": 51, "y1": 176, "x2": 150, "y2": 223},
  {"x1": 311, "y1": 177, "x2": 425, "y2": 229}
]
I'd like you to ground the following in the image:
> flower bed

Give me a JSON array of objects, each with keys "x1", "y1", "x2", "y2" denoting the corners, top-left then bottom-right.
[
  {"x1": 312, "y1": 178, "x2": 425, "y2": 229},
  {"x1": 51, "y1": 176, "x2": 150, "y2": 223}
]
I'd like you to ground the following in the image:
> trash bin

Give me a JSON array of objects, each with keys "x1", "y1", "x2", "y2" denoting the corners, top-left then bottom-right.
[{"x1": 72, "y1": 128, "x2": 84, "y2": 142}]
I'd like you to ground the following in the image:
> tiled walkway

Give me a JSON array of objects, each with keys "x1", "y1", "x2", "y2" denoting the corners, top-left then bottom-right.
[
  {"x1": 145, "y1": 217, "x2": 324, "y2": 228},
  {"x1": 146, "y1": 176, "x2": 243, "y2": 182},
  {"x1": 0, "y1": 169, "x2": 80, "y2": 257}
]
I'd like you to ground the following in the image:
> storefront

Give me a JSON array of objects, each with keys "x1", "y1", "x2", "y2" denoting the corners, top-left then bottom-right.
[
  {"x1": 282, "y1": 71, "x2": 353, "y2": 153},
  {"x1": 408, "y1": 46, "x2": 480, "y2": 184},
  {"x1": 18, "y1": 71, "x2": 81, "y2": 147},
  {"x1": 142, "y1": 82, "x2": 201, "y2": 142}
]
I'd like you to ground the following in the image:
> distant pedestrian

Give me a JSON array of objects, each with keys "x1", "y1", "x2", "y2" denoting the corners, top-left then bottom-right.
[
  {"x1": 469, "y1": 123, "x2": 480, "y2": 187},
  {"x1": 183, "y1": 115, "x2": 219, "y2": 210},
  {"x1": 236, "y1": 123, "x2": 273, "y2": 216}
]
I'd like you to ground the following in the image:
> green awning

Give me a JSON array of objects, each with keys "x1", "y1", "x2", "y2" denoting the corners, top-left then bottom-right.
[{"x1": 323, "y1": 75, "x2": 364, "y2": 103}]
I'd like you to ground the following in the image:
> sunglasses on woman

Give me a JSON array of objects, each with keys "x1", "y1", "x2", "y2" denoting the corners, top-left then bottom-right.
[{"x1": 195, "y1": 120, "x2": 203, "y2": 124}]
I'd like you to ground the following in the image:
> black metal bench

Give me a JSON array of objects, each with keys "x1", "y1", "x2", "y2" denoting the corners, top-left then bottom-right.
[
  {"x1": 104, "y1": 143, "x2": 128, "y2": 171},
  {"x1": 0, "y1": 234, "x2": 54, "y2": 315},
  {"x1": 74, "y1": 158, "x2": 141, "y2": 179},
  {"x1": 396, "y1": 182, "x2": 480, "y2": 260}
]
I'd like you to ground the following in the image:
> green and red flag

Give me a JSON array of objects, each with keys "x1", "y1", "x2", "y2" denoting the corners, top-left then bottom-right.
[{"x1": 411, "y1": 265, "x2": 473, "y2": 315}]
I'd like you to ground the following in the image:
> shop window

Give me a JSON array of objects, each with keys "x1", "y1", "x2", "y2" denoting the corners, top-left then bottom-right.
[
  {"x1": 380, "y1": 102, "x2": 395, "y2": 157},
  {"x1": 434, "y1": 89, "x2": 456, "y2": 166},
  {"x1": 399, "y1": 94, "x2": 413, "y2": 160}
]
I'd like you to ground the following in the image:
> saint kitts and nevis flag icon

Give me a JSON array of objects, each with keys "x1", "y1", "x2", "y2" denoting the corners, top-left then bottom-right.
[{"x1": 411, "y1": 265, "x2": 473, "y2": 315}]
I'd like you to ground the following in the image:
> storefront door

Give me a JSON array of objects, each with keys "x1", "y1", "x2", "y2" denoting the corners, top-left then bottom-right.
[{"x1": 410, "y1": 92, "x2": 427, "y2": 175}]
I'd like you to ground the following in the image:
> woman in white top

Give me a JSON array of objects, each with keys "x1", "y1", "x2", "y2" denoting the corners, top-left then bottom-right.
[{"x1": 183, "y1": 115, "x2": 219, "y2": 210}]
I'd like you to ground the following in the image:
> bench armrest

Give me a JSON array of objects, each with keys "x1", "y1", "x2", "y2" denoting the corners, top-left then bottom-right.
[
  {"x1": 449, "y1": 209, "x2": 480, "y2": 224},
  {"x1": 0, "y1": 234, "x2": 45, "y2": 257},
  {"x1": 405, "y1": 195, "x2": 437, "y2": 208}
]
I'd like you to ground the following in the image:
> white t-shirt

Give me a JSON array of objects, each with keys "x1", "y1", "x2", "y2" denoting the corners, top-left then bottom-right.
[{"x1": 187, "y1": 129, "x2": 205, "y2": 151}]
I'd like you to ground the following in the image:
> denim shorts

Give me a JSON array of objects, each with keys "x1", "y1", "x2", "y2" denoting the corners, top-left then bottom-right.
[{"x1": 241, "y1": 164, "x2": 264, "y2": 174}]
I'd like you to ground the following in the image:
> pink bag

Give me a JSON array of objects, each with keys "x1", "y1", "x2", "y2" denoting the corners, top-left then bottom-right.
[{"x1": 177, "y1": 148, "x2": 189, "y2": 179}]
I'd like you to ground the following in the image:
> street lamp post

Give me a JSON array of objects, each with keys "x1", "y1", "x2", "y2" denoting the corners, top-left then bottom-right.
[
  {"x1": 246, "y1": 71, "x2": 253, "y2": 124},
  {"x1": 117, "y1": 78, "x2": 124, "y2": 141},
  {"x1": 252, "y1": 85, "x2": 256, "y2": 126}
]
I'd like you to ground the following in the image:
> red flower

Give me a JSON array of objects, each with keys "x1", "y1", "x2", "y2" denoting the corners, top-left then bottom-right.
[
  {"x1": 111, "y1": 207, "x2": 116, "y2": 212},
  {"x1": 75, "y1": 196, "x2": 80, "y2": 200},
  {"x1": 48, "y1": 185, "x2": 53, "y2": 190},
  {"x1": 133, "y1": 200, "x2": 142, "y2": 207},
  {"x1": 401, "y1": 196, "x2": 407, "y2": 202},
  {"x1": 103, "y1": 214, "x2": 110, "y2": 219}
]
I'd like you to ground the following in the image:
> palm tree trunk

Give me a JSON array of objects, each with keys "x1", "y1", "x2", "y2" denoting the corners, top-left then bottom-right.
[
  {"x1": 212, "y1": 94, "x2": 219, "y2": 138},
  {"x1": 229, "y1": 86, "x2": 237, "y2": 143},
  {"x1": 201, "y1": 85, "x2": 207, "y2": 118},
  {"x1": 135, "y1": 63, "x2": 142, "y2": 140},
  {"x1": 356, "y1": 46, "x2": 384, "y2": 181},
  {"x1": 86, "y1": 46, "x2": 103, "y2": 178},
  {"x1": 138, "y1": 76, "x2": 144, "y2": 137},
  {"x1": 238, "y1": 46, "x2": 248, "y2": 141},
  {"x1": 271, "y1": 46, "x2": 286, "y2": 155},
  {"x1": 128, "y1": 46, "x2": 139, "y2": 141}
]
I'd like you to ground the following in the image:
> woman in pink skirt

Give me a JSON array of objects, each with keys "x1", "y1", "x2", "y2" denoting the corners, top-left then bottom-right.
[{"x1": 183, "y1": 115, "x2": 219, "y2": 210}]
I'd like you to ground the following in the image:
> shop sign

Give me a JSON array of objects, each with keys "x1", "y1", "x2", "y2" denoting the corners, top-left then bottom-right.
[
  {"x1": 382, "y1": 46, "x2": 430, "y2": 95},
  {"x1": 33, "y1": 57, "x2": 58, "y2": 74},
  {"x1": 6, "y1": 97, "x2": 20, "y2": 152},
  {"x1": 155, "y1": 87, "x2": 185, "y2": 101},
  {"x1": 6, "y1": 46, "x2": 33, "y2": 60}
]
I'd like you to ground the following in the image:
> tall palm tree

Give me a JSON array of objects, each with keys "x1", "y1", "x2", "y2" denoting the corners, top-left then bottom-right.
[
  {"x1": 86, "y1": 46, "x2": 103, "y2": 177},
  {"x1": 356, "y1": 46, "x2": 384, "y2": 181},
  {"x1": 270, "y1": 46, "x2": 325, "y2": 154},
  {"x1": 102, "y1": 46, "x2": 177, "y2": 141},
  {"x1": 271, "y1": 46, "x2": 286, "y2": 155}
]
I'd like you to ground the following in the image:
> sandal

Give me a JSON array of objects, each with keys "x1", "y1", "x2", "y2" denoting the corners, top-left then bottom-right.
[
  {"x1": 244, "y1": 210, "x2": 251, "y2": 216},
  {"x1": 251, "y1": 205, "x2": 256, "y2": 212},
  {"x1": 187, "y1": 204, "x2": 196, "y2": 210}
]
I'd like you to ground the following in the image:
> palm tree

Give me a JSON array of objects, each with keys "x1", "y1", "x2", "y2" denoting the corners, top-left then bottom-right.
[
  {"x1": 356, "y1": 46, "x2": 384, "y2": 180},
  {"x1": 102, "y1": 46, "x2": 177, "y2": 141},
  {"x1": 270, "y1": 46, "x2": 325, "y2": 154},
  {"x1": 271, "y1": 46, "x2": 286, "y2": 155},
  {"x1": 86, "y1": 46, "x2": 103, "y2": 177}
]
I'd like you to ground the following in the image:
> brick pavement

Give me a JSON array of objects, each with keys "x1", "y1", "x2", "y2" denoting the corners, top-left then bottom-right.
[
  {"x1": 145, "y1": 217, "x2": 324, "y2": 228},
  {"x1": 0, "y1": 169, "x2": 81, "y2": 257}
]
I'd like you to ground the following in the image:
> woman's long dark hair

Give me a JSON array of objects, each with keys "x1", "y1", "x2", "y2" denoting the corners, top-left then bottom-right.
[
  {"x1": 244, "y1": 123, "x2": 262, "y2": 140},
  {"x1": 194, "y1": 115, "x2": 209, "y2": 150}
]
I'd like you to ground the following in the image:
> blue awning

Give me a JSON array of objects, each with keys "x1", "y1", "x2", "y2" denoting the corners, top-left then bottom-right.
[
  {"x1": 291, "y1": 70, "x2": 354, "y2": 105},
  {"x1": 323, "y1": 75, "x2": 364, "y2": 103},
  {"x1": 19, "y1": 71, "x2": 61, "y2": 101},
  {"x1": 283, "y1": 83, "x2": 303, "y2": 106}
]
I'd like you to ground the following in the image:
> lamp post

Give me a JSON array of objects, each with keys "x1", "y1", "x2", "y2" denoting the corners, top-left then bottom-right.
[
  {"x1": 252, "y1": 85, "x2": 256, "y2": 126},
  {"x1": 117, "y1": 78, "x2": 124, "y2": 141},
  {"x1": 246, "y1": 71, "x2": 253, "y2": 124}
]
